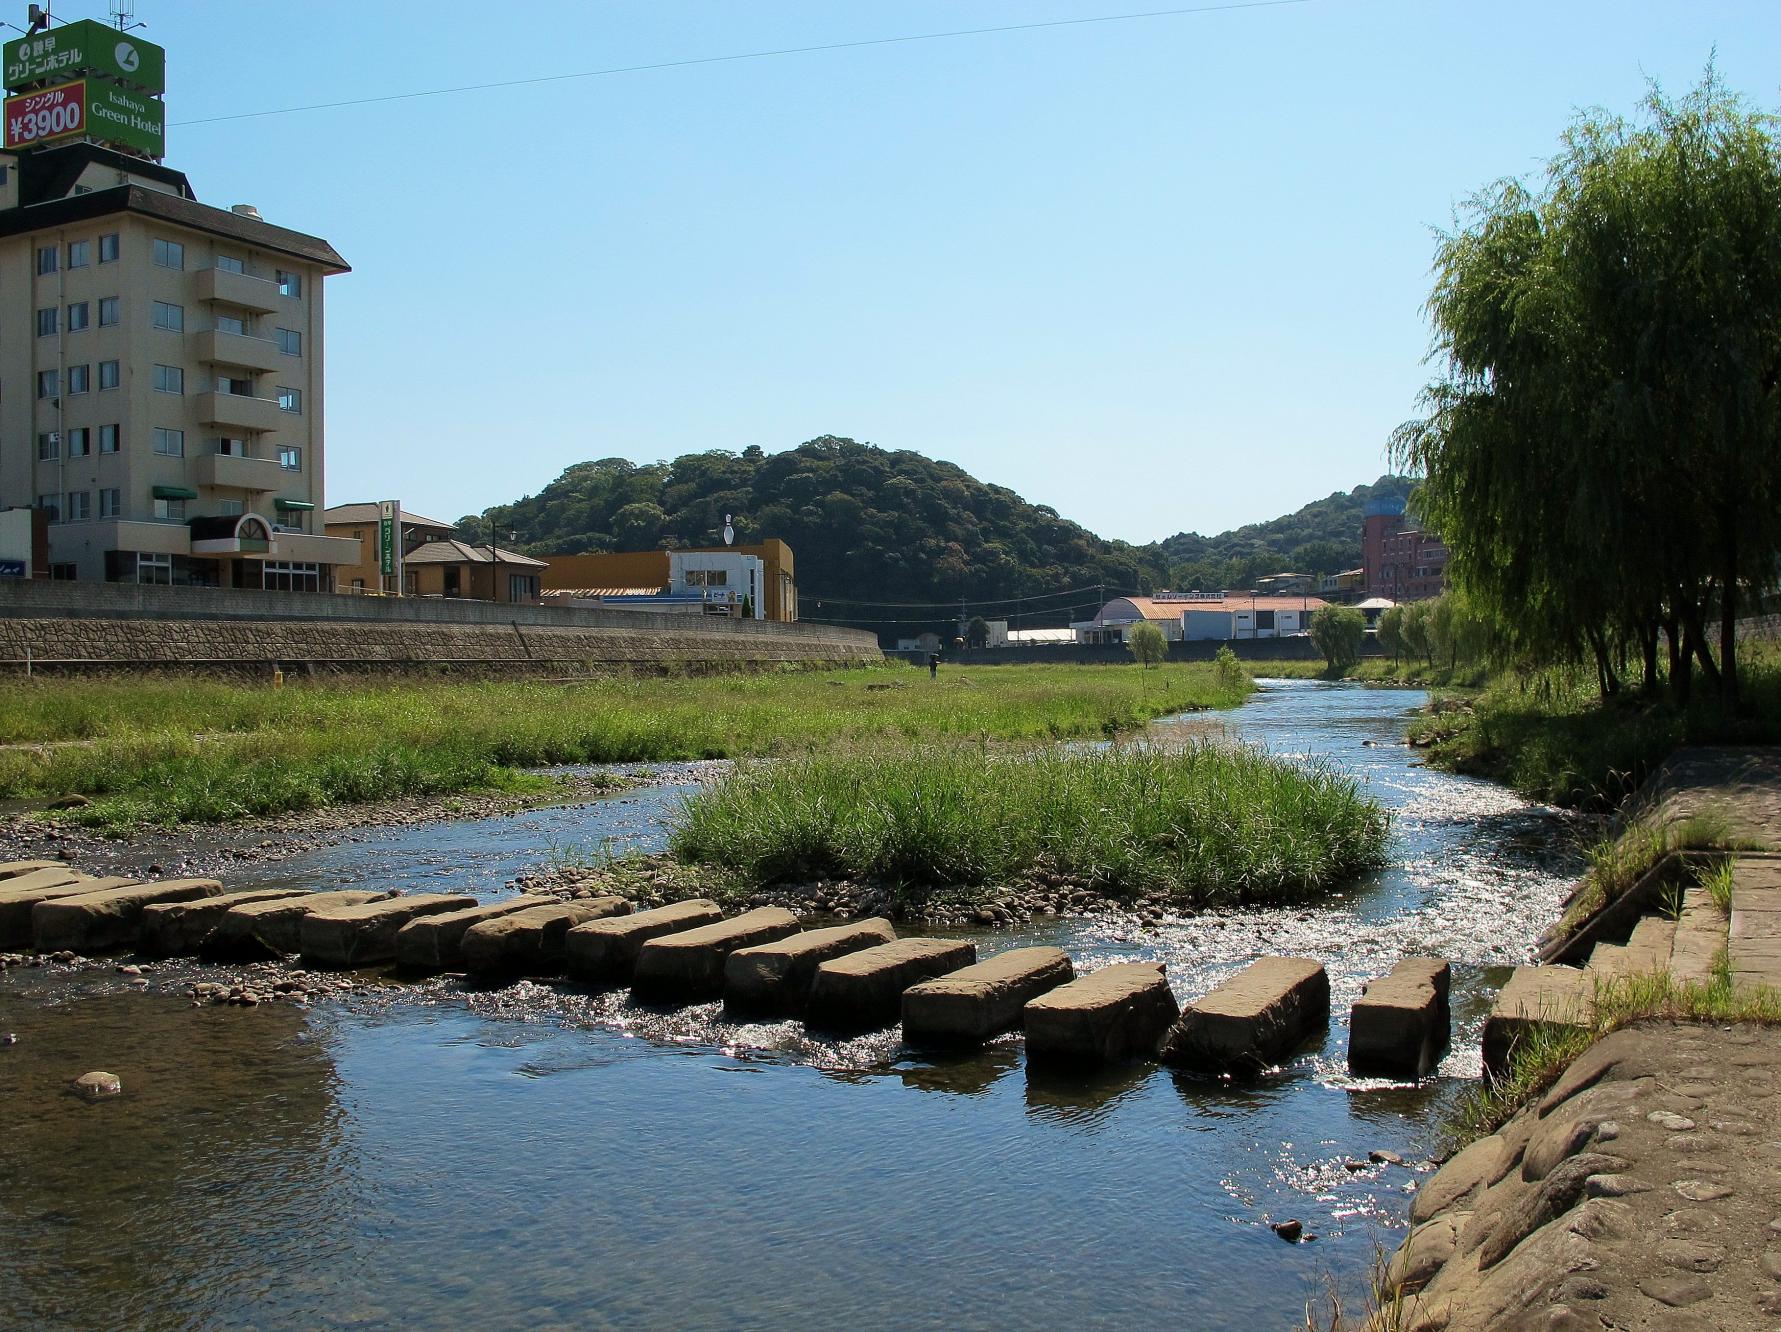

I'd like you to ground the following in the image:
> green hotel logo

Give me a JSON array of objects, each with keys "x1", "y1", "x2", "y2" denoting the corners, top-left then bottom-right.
[{"x1": 4, "y1": 19, "x2": 164, "y2": 95}]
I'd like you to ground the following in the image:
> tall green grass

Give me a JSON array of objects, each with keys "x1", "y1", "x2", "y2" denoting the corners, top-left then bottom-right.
[
  {"x1": 0, "y1": 663, "x2": 1256, "y2": 828},
  {"x1": 669, "y1": 742, "x2": 1389, "y2": 907}
]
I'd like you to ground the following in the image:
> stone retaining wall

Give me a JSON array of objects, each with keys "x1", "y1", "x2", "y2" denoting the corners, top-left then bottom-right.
[{"x1": 0, "y1": 614, "x2": 882, "y2": 674}]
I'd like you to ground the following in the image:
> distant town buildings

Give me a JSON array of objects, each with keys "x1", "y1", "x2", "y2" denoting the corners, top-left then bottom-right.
[
  {"x1": 0, "y1": 21, "x2": 354, "y2": 589},
  {"x1": 538, "y1": 539, "x2": 798, "y2": 621},
  {"x1": 1363, "y1": 496, "x2": 1447, "y2": 601},
  {"x1": 1075, "y1": 591, "x2": 1329, "y2": 644}
]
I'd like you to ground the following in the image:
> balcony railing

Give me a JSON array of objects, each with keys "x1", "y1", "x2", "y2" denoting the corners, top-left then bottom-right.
[
  {"x1": 196, "y1": 390, "x2": 286, "y2": 433},
  {"x1": 192, "y1": 328, "x2": 283, "y2": 373}
]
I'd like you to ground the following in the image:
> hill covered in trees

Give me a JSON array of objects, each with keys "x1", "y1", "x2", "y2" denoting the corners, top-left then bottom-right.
[{"x1": 462, "y1": 436, "x2": 1412, "y2": 633}]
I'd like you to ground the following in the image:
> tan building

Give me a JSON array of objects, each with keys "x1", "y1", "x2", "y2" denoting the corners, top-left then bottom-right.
[
  {"x1": 404, "y1": 539, "x2": 545, "y2": 604},
  {"x1": 540, "y1": 539, "x2": 798, "y2": 621},
  {"x1": 0, "y1": 141, "x2": 355, "y2": 587},
  {"x1": 323, "y1": 502, "x2": 455, "y2": 594}
]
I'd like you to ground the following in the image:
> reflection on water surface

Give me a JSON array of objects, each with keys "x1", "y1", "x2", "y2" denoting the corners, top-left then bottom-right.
[{"x1": 1, "y1": 681, "x2": 1580, "y2": 1329}]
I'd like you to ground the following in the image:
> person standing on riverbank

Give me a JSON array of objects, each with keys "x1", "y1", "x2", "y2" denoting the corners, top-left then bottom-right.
[{"x1": 928, "y1": 652, "x2": 939, "y2": 680}]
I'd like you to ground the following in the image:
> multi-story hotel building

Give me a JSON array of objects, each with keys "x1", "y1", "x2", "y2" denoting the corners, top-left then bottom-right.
[{"x1": 0, "y1": 139, "x2": 357, "y2": 587}]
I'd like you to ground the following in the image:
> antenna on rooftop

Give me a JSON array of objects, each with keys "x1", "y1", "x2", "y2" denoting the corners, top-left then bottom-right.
[{"x1": 108, "y1": 0, "x2": 144, "y2": 31}]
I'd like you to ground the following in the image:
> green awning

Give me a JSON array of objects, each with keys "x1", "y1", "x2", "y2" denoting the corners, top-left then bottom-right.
[
  {"x1": 153, "y1": 485, "x2": 198, "y2": 500},
  {"x1": 274, "y1": 499, "x2": 316, "y2": 511}
]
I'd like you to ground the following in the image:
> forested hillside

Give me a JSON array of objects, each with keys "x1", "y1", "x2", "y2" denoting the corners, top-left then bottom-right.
[{"x1": 462, "y1": 437, "x2": 1413, "y2": 633}]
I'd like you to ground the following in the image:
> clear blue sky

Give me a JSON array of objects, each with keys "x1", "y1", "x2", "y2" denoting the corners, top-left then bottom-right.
[{"x1": 133, "y1": 0, "x2": 1779, "y2": 544}]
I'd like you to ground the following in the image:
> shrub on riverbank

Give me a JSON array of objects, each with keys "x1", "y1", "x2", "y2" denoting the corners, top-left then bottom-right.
[
  {"x1": 0, "y1": 663, "x2": 1255, "y2": 829},
  {"x1": 669, "y1": 742, "x2": 1389, "y2": 908},
  {"x1": 1405, "y1": 643, "x2": 1781, "y2": 808}
]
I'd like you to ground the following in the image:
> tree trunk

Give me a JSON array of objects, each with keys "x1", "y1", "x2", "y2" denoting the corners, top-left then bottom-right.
[
  {"x1": 1683, "y1": 604, "x2": 1721, "y2": 694},
  {"x1": 1587, "y1": 626, "x2": 1619, "y2": 698},
  {"x1": 1720, "y1": 536, "x2": 1740, "y2": 711},
  {"x1": 1640, "y1": 620, "x2": 1659, "y2": 694}
]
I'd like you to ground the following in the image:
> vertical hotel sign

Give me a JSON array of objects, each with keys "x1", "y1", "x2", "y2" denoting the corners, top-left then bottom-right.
[{"x1": 378, "y1": 501, "x2": 402, "y2": 589}]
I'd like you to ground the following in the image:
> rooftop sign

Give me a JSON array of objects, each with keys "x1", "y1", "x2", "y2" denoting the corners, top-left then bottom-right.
[
  {"x1": 4, "y1": 75, "x2": 162, "y2": 157},
  {"x1": 5, "y1": 19, "x2": 164, "y2": 94}
]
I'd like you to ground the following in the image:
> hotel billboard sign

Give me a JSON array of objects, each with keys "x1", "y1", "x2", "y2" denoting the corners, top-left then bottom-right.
[
  {"x1": 3, "y1": 75, "x2": 163, "y2": 157},
  {"x1": 4, "y1": 20, "x2": 165, "y2": 94}
]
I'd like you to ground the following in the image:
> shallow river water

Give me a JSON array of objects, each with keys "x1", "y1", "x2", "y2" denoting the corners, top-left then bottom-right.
[{"x1": 0, "y1": 680, "x2": 1582, "y2": 1330}]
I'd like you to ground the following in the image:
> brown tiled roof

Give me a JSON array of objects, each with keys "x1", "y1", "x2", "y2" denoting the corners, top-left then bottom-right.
[
  {"x1": 403, "y1": 539, "x2": 547, "y2": 569},
  {"x1": 323, "y1": 502, "x2": 455, "y2": 532}
]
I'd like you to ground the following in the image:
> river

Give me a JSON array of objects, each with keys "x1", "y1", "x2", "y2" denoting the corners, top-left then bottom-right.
[{"x1": 0, "y1": 680, "x2": 1581, "y2": 1330}]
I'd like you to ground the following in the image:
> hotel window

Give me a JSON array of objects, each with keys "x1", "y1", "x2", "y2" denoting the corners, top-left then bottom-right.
[
  {"x1": 67, "y1": 239, "x2": 90, "y2": 268},
  {"x1": 217, "y1": 437, "x2": 247, "y2": 457},
  {"x1": 152, "y1": 301, "x2": 183, "y2": 332},
  {"x1": 36, "y1": 307, "x2": 56, "y2": 336},
  {"x1": 35, "y1": 245, "x2": 56, "y2": 274},
  {"x1": 36, "y1": 493, "x2": 60, "y2": 522},
  {"x1": 65, "y1": 490, "x2": 90, "y2": 522},
  {"x1": 276, "y1": 270, "x2": 302, "y2": 298},
  {"x1": 153, "y1": 364, "x2": 184, "y2": 394},
  {"x1": 278, "y1": 444, "x2": 302, "y2": 471},
  {"x1": 136, "y1": 552, "x2": 173, "y2": 583},
  {"x1": 151, "y1": 499, "x2": 185, "y2": 523},
  {"x1": 277, "y1": 386, "x2": 302, "y2": 413},
  {"x1": 99, "y1": 296, "x2": 118, "y2": 326},
  {"x1": 98, "y1": 233, "x2": 119, "y2": 263},
  {"x1": 276, "y1": 327, "x2": 301, "y2": 355},
  {"x1": 153, "y1": 238, "x2": 184, "y2": 269},
  {"x1": 36, "y1": 431, "x2": 58, "y2": 460},
  {"x1": 99, "y1": 424, "x2": 120, "y2": 453},
  {"x1": 35, "y1": 369, "x2": 57, "y2": 399},
  {"x1": 216, "y1": 314, "x2": 246, "y2": 336},
  {"x1": 99, "y1": 360, "x2": 120, "y2": 389},
  {"x1": 217, "y1": 374, "x2": 252, "y2": 396},
  {"x1": 67, "y1": 427, "x2": 90, "y2": 456},
  {"x1": 99, "y1": 488, "x2": 121, "y2": 518},
  {"x1": 67, "y1": 301, "x2": 89, "y2": 331},
  {"x1": 215, "y1": 254, "x2": 245, "y2": 274},
  {"x1": 218, "y1": 499, "x2": 245, "y2": 517},
  {"x1": 153, "y1": 427, "x2": 185, "y2": 457},
  {"x1": 67, "y1": 365, "x2": 88, "y2": 394}
]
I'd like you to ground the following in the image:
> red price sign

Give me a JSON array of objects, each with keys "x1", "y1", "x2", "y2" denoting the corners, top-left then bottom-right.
[{"x1": 5, "y1": 79, "x2": 86, "y2": 150}]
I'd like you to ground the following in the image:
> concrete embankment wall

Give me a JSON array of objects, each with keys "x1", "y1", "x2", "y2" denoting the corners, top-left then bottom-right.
[{"x1": 0, "y1": 583, "x2": 881, "y2": 674}]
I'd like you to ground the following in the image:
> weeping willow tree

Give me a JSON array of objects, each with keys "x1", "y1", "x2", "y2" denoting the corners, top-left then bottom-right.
[{"x1": 1393, "y1": 73, "x2": 1781, "y2": 705}]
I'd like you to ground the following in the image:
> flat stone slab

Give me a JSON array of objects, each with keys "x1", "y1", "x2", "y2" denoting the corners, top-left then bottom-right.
[
  {"x1": 32, "y1": 879, "x2": 224, "y2": 953},
  {"x1": 805, "y1": 938, "x2": 978, "y2": 1032},
  {"x1": 563, "y1": 899, "x2": 724, "y2": 985},
  {"x1": 1348, "y1": 956, "x2": 1451, "y2": 1078},
  {"x1": 633, "y1": 907, "x2": 802, "y2": 1002},
  {"x1": 462, "y1": 898, "x2": 632, "y2": 976},
  {"x1": 0, "y1": 871, "x2": 104, "y2": 948},
  {"x1": 724, "y1": 917, "x2": 897, "y2": 1015},
  {"x1": 203, "y1": 891, "x2": 393, "y2": 960},
  {"x1": 1025, "y1": 961, "x2": 1179, "y2": 1065},
  {"x1": 902, "y1": 946, "x2": 1075, "y2": 1046},
  {"x1": 0, "y1": 859, "x2": 70, "y2": 880},
  {"x1": 394, "y1": 896, "x2": 554, "y2": 972},
  {"x1": 300, "y1": 893, "x2": 479, "y2": 969},
  {"x1": 1480, "y1": 965, "x2": 1591, "y2": 1078},
  {"x1": 139, "y1": 889, "x2": 313, "y2": 956},
  {"x1": 1667, "y1": 885, "x2": 1724, "y2": 986},
  {"x1": 1162, "y1": 956, "x2": 1330, "y2": 1075}
]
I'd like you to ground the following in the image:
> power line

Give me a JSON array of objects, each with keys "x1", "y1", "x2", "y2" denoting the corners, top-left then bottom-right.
[
  {"x1": 171, "y1": 0, "x2": 1316, "y2": 128},
  {"x1": 810, "y1": 583, "x2": 1141, "y2": 610}
]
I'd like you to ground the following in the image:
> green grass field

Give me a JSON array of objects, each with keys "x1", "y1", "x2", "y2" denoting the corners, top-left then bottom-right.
[
  {"x1": 671, "y1": 742, "x2": 1389, "y2": 909},
  {"x1": 0, "y1": 662, "x2": 1254, "y2": 829}
]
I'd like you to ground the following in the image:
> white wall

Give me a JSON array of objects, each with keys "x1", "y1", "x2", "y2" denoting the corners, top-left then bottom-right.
[{"x1": 668, "y1": 551, "x2": 764, "y2": 618}]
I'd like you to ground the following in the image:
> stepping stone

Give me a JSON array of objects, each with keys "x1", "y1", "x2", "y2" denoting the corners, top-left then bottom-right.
[
  {"x1": 300, "y1": 893, "x2": 479, "y2": 969},
  {"x1": 724, "y1": 917, "x2": 896, "y2": 1015},
  {"x1": 1024, "y1": 961, "x2": 1179, "y2": 1065},
  {"x1": 1585, "y1": 942, "x2": 1630, "y2": 978},
  {"x1": 902, "y1": 946, "x2": 1075, "y2": 1046},
  {"x1": 32, "y1": 879, "x2": 224, "y2": 953},
  {"x1": 461, "y1": 898, "x2": 631, "y2": 976},
  {"x1": 0, "y1": 871, "x2": 105, "y2": 948},
  {"x1": 394, "y1": 896, "x2": 555, "y2": 972},
  {"x1": 1161, "y1": 956, "x2": 1330, "y2": 1074},
  {"x1": 1480, "y1": 965, "x2": 1591, "y2": 1079},
  {"x1": 1668, "y1": 886, "x2": 1725, "y2": 986},
  {"x1": 139, "y1": 889, "x2": 313, "y2": 956},
  {"x1": 1623, "y1": 916, "x2": 1676, "y2": 972},
  {"x1": 563, "y1": 899, "x2": 724, "y2": 986},
  {"x1": 806, "y1": 938, "x2": 978, "y2": 1032},
  {"x1": 632, "y1": 907, "x2": 802, "y2": 1002},
  {"x1": 0, "y1": 859, "x2": 70, "y2": 880},
  {"x1": 204, "y1": 891, "x2": 392, "y2": 960},
  {"x1": 1348, "y1": 957, "x2": 1450, "y2": 1078}
]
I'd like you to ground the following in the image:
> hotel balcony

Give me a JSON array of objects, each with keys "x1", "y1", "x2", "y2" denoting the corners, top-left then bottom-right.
[
  {"x1": 192, "y1": 329, "x2": 283, "y2": 373},
  {"x1": 196, "y1": 391, "x2": 286, "y2": 434},
  {"x1": 195, "y1": 267, "x2": 282, "y2": 314},
  {"x1": 191, "y1": 451, "x2": 287, "y2": 492}
]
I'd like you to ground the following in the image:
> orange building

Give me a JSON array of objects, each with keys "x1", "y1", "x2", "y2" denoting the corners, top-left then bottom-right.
[{"x1": 539, "y1": 540, "x2": 798, "y2": 621}]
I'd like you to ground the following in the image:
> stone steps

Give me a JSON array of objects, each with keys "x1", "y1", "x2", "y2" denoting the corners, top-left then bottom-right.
[
  {"x1": 1667, "y1": 885, "x2": 1726, "y2": 986},
  {"x1": 1481, "y1": 964, "x2": 1592, "y2": 1078}
]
